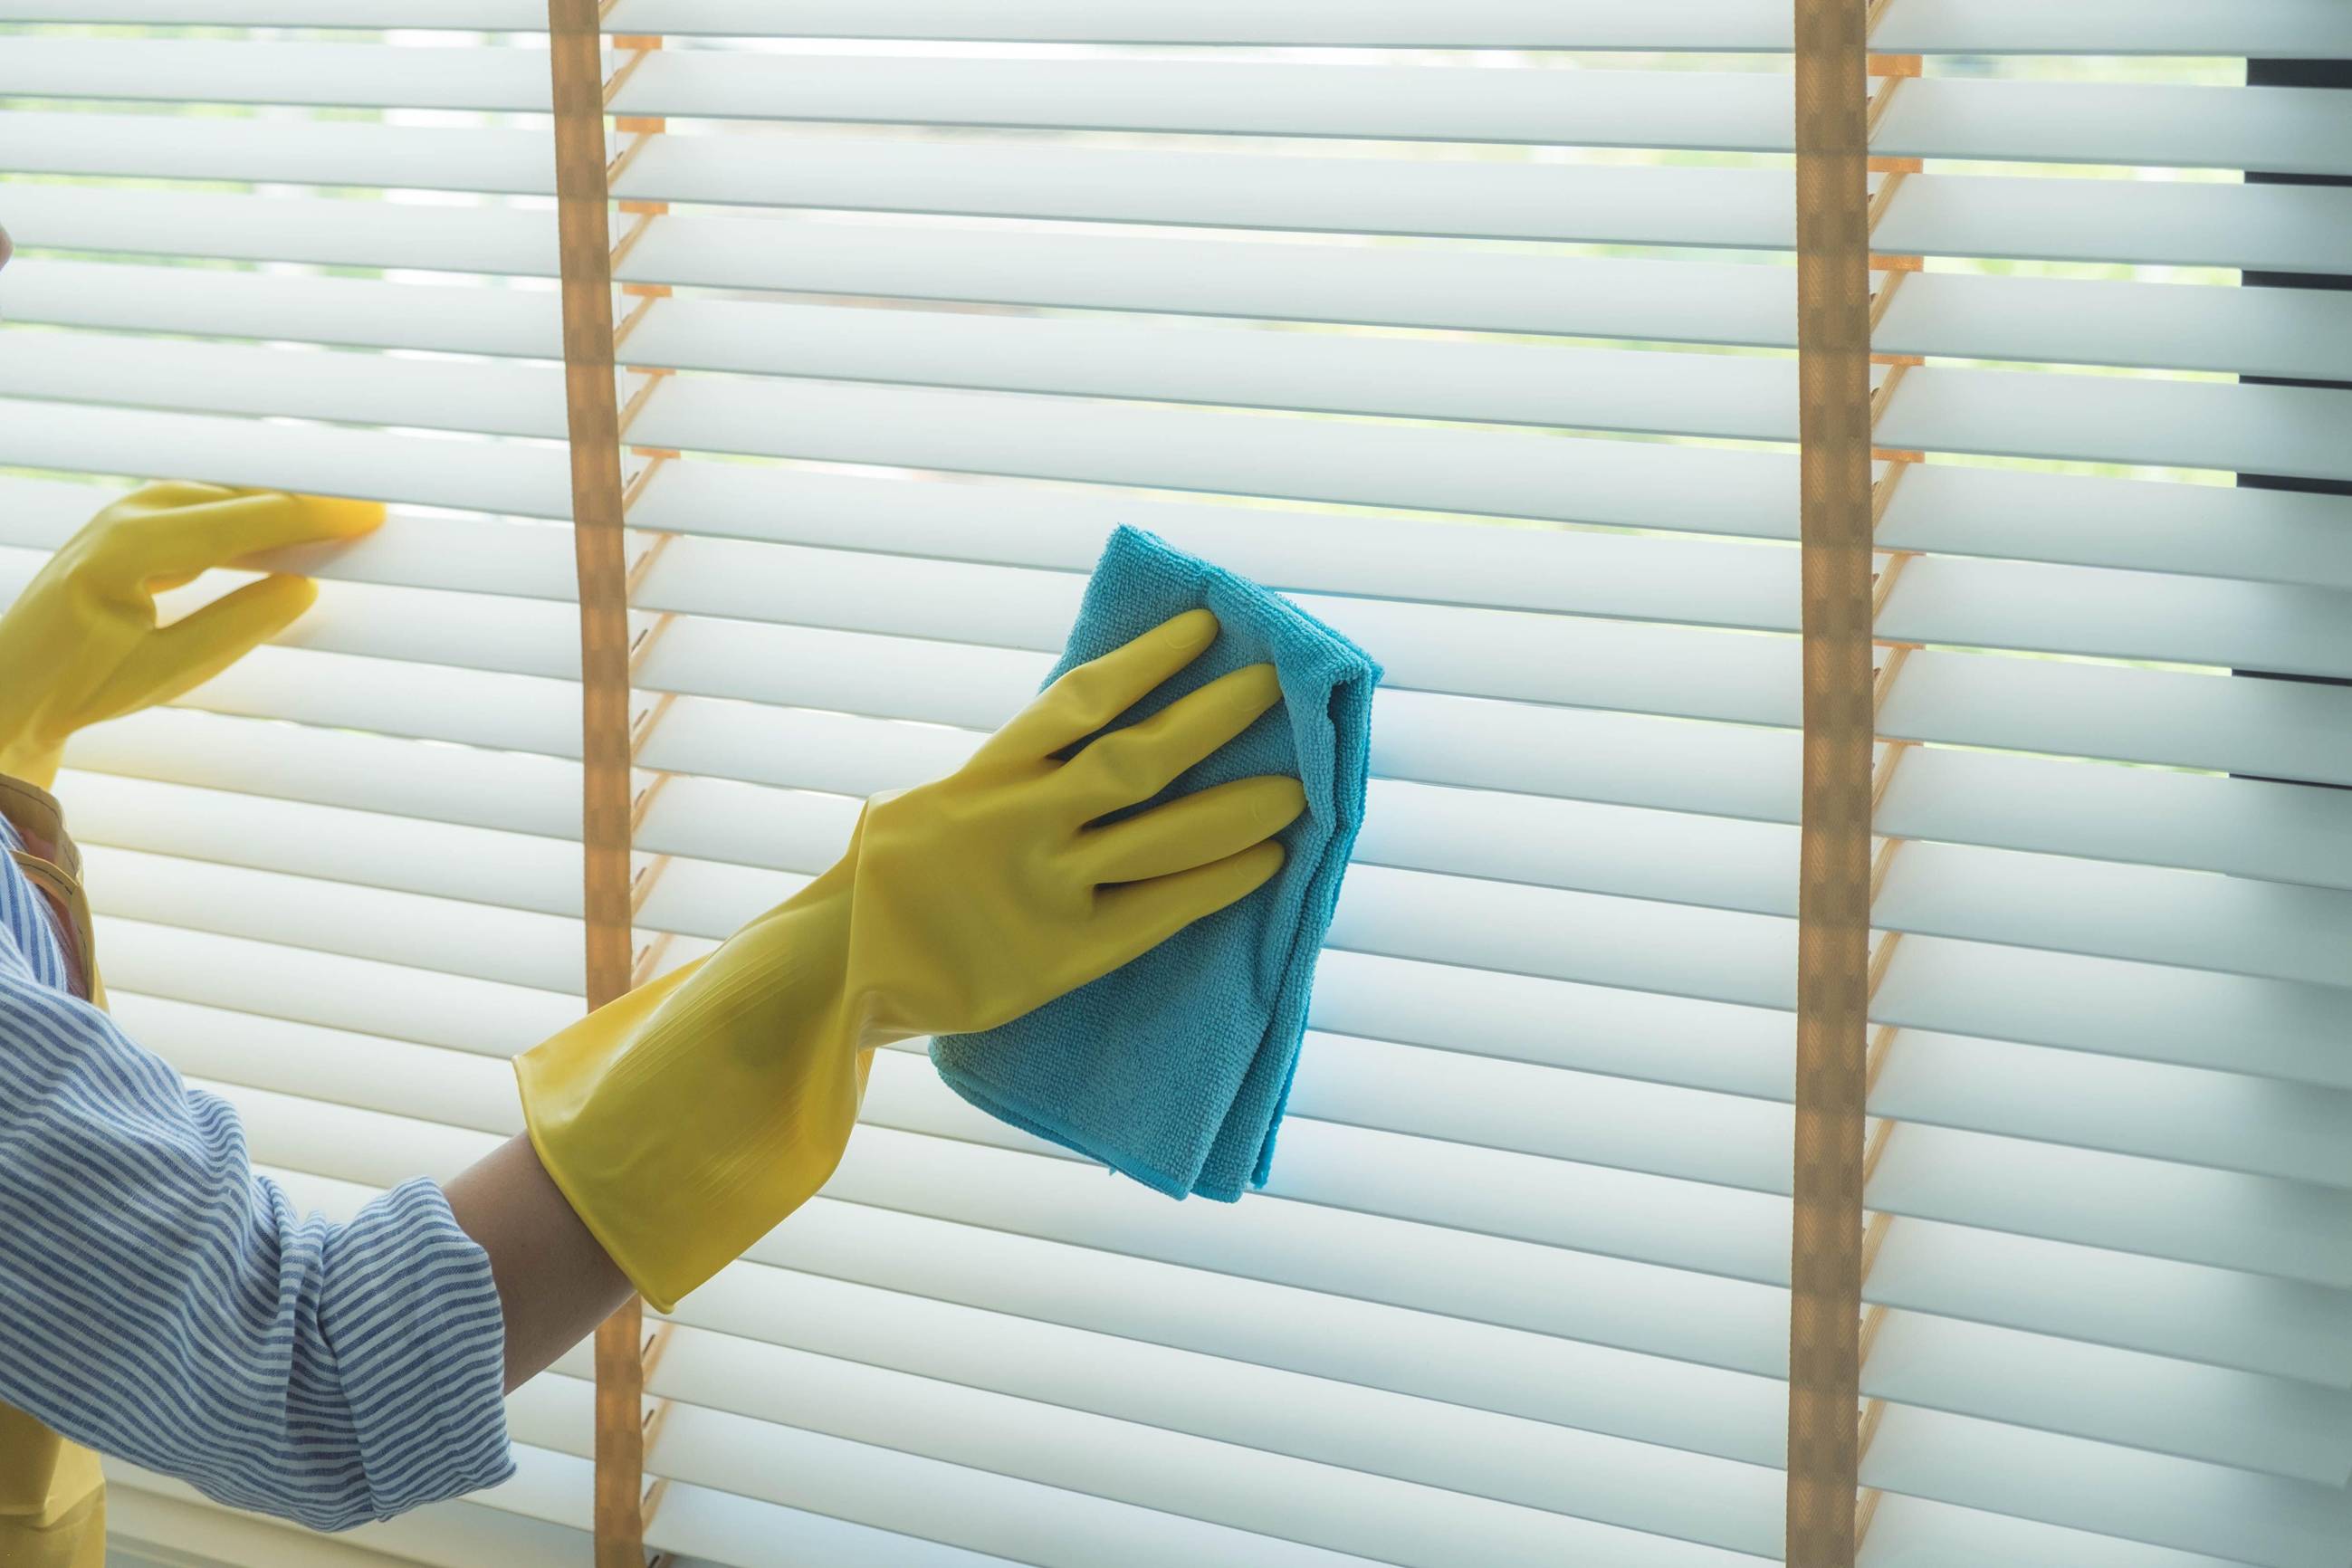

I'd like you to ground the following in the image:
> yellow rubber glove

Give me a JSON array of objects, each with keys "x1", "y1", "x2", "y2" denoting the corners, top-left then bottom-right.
[
  {"x1": 0, "y1": 482, "x2": 383, "y2": 789},
  {"x1": 519, "y1": 608, "x2": 1306, "y2": 1309}
]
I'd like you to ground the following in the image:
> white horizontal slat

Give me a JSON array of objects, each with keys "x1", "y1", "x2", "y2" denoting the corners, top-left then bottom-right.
[
  {"x1": 0, "y1": 39, "x2": 554, "y2": 113},
  {"x1": 73, "y1": 746, "x2": 2352, "y2": 1182},
  {"x1": 1866, "y1": 1219, "x2": 2352, "y2": 1394},
  {"x1": 44, "y1": 638, "x2": 2352, "y2": 938},
  {"x1": 0, "y1": 0, "x2": 550, "y2": 22},
  {"x1": 15, "y1": 44, "x2": 2347, "y2": 178},
  {"x1": 0, "y1": 258, "x2": 565, "y2": 360},
  {"x1": 24, "y1": 309, "x2": 2346, "y2": 543},
  {"x1": 0, "y1": 400, "x2": 573, "y2": 522},
  {"x1": 88, "y1": 851, "x2": 1803, "y2": 1292},
  {"x1": 1877, "y1": 172, "x2": 2352, "y2": 278},
  {"x1": 20, "y1": 397, "x2": 2345, "y2": 599},
  {"x1": 17, "y1": 258, "x2": 2352, "y2": 499},
  {"x1": 57, "y1": 767, "x2": 586, "y2": 918},
  {"x1": 1872, "y1": 1031, "x2": 2352, "y2": 1192},
  {"x1": 1864, "y1": 1309, "x2": 2352, "y2": 1487},
  {"x1": 144, "y1": 985, "x2": 1797, "y2": 1471},
  {"x1": 838, "y1": 1122, "x2": 2352, "y2": 1391},
  {"x1": 641, "y1": 129, "x2": 1794, "y2": 244},
  {"x1": 677, "y1": 1269, "x2": 1778, "y2": 1504},
  {"x1": 634, "y1": 0, "x2": 2352, "y2": 54},
  {"x1": 1875, "y1": 0, "x2": 2352, "y2": 56},
  {"x1": 210, "y1": 1029, "x2": 2348, "y2": 1403},
  {"x1": 0, "y1": 0, "x2": 1796, "y2": 47},
  {"x1": 177, "y1": 645, "x2": 584, "y2": 757},
  {"x1": 18, "y1": 473, "x2": 2352, "y2": 728},
  {"x1": 0, "y1": 327, "x2": 1800, "y2": 539},
  {"x1": 810, "y1": 1126, "x2": 1793, "y2": 1380},
  {"x1": 174, "y1": 977, "x2": 2352, "y2": 1390},
  {"x1": 671, "y1": 1258, "x2": 1789, "y2": 1478},
  {"x1": 1874, "y1": 81, "x2": 2352, "y2": 178},
  {"x1": 643, "y1": 1474, "x2": 1043, "y2": 1568},
  {"x1": 0, "y1": 184, "x2": 557, "y2": 277},
  {"x1": 1875, "y1": 840, "x2": 2352, "y2": 990},
  {"x1": 12, "y1": 109, "x2": 2352, "y2": 275},
  {"x1": 640, "y1": 1395, "x2": 1650, "y2": 1568},
  {"x1": 1879, "y1": 936, "x2": 2352, "y2": 1095},
  {"x1": 1876, "y1": 271, "x2": 2352, "y2": 386},
  {"x1": 0, "y1": 326, "x2": 570, "y2": 441},
  {"x1": 24, "y1": 0, "x2": 2346, "y2": 55},
  {"x1": 634, "y1": 1320, "x2": 1789, "y2": 1564},
  {"x1": 1872, "y1": 1124, "x2": 2352, "y2": 1293},
  {"x1": 1875, "y1": 750, "x2": 2352, "y2": 897},
  {"x1": 114, "y1": 990, "x2": 521, "y2": 1136},
  {"x1": 86, "y1": 778, "x2": 2352, "y2": 1212},
  {"x1": 621, "y1": 296, "x2": 1799, "y2": 445},
  {"x1": 860, "y1": 1047, "x2": 1795, "y2": 1271},
  {"x1": 1860, "y1": 1491, "x2": 2242, "y2": 1568},
  {"x1": 1359, "y1": 782, "x2": 2352, "y2": 986},
  {"x1": 79, "y1": 842, "x2": 585, "y2": 993},
  {"x1": 95, "y1": 916, "x2": 578, "y2": 1056},
  {"x1": 64, "y1": 708, "x2": 860, "y2": 875},
  {"x1": 868, "y1": 1033, "x2": 2352, "y2": 1297},
  {"x1": 699, "y1": 1204, "x2": 2352, "y2": 1489},
  {"x1": 24, "y1": 188, "x2": 2349, "y2": 385},
  {"x1": 1880, "y1": 464, "x2": 2352, "y2": 592},
  {"x1": 0, "y1": 109, "x2": 556, "y2": 193},
  {"x1": 496, "y1": 1353, "x2": 1232, "y2": 1568},
  {"x1": 1861, "y1": 1401, "x2": 2352, "y2": 1568},
  {"x1": 24, "y1": 547, "x2": 2352, "y2": 890},
  {"x1": 612, "y1": 52, "x2": 1793, "y2": 149},
  {"x1": 1879, "y1": 367, "x2": 2352, "y2": 486},
  {"x1": 1880, "y1": 554, "x2": 2352, "y2": 681},
  {"x1": 530, "y1": 1305, "x2": 1754, "y2": 1568},
  {"x1": 1881, "y1": 648, "x2": 2352, "y2": 789}
]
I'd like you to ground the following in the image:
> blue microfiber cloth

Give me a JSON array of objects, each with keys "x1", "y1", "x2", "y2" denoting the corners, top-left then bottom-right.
[{"x1": 930, "y1": 525, "x2": 1381, "y2": 1200}]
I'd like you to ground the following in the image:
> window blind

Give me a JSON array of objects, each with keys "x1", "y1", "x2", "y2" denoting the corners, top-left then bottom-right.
[{"x1": 3, "y1": 7, "x2": 2352, "y2": 1568}]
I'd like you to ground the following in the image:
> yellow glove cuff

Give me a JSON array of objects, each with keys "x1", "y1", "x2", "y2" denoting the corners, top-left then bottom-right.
[{"x1": 515, "y1": 861, "x2": 870, "y2": 1312}]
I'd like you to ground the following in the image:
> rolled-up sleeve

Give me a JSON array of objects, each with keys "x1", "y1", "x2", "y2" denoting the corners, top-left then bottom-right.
[{"x1": 0, "y1": 843, "x2": 513, "y2": 1529}]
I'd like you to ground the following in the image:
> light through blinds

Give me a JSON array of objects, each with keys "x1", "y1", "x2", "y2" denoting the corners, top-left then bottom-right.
[{"x1": 2, "y1": 5, "x2": 2352, "y2": 1568}]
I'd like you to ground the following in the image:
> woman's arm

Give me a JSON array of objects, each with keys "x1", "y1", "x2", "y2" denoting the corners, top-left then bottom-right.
[
  {"x1": 0, "y1": 842, "x2": 515, "y2": 1530},
  {"x1": 442, "y1": 1132, "x2": 634, "y2": 1391}
]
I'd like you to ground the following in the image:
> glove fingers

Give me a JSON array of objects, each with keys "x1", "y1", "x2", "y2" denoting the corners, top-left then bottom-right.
[
  {"x1": 981, "y1": 608, "x2": 1219, "y2": 763},
  {"x1": 74, "y1": 574, "x2": 318, "y2": 724},
  {"x1": 1088, "y1": 838, "x2": 1286, "y2": 974},
  {"x1": 1060, "y1": 663, "x2": 1280, "y2": 815},
  {"x1": 92, "y1": 489, "x2": 384, "y2": 587},
  {"x1": 1084, "y1": 774, "x2": 1305, "y2": 884}
]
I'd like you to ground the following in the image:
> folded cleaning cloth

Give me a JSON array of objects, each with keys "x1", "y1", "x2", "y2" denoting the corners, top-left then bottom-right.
[{"x1": 930, "y1": 525, "x2": 1382, "y2": 1200}]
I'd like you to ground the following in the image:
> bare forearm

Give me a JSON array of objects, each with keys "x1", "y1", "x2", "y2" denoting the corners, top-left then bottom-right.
[{"x1": 442, "y1": 1133, "x2": 634, "y2": 1392}]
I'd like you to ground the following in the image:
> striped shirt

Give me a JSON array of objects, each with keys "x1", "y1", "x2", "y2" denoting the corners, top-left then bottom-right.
[{"x1": 0, "y1": 814, "x2": 514, "y2": 1530}]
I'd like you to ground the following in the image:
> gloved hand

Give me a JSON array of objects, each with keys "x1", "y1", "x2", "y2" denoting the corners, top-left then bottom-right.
[
  {"x1": 0, "y1": 482, "x2": 383, "y2": 789},
  {"x1": 518, "y1": 608, "x2": 1306, "y2": 1309}
]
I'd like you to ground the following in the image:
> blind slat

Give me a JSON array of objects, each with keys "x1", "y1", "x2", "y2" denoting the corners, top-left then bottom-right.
[
  {"x1": 16, "y1": 0, "x2": 2352, "y2": 56},
  {"x1": 1862, "y1": 1403, "x2": 2352, "y2": 1568},
  {"x1": 12, "y1": 110, "x2": 2352, "y2": 276},
  {"x1": 15, "y1": 266, "x2": 2352, "y2": 487},
  {"x1": 1866, "y1": 1311, "x2": 2352, "y2": 1486},
  {"x1": 13, "y1": 43, "x2": 2349, "y2": 179},
  {"x1": 23, "y1": 196, "x2": 2352, "y2": 387},
  {"x1": 1872, "y1": 1125, "x2": 2352, "y2": 1294},
  {"x1": 41, "y1": 592, "x2": 2352, "y2": 907},
  {"x1": 1873, "y1": 1032, "x2": 2352, "y2": 1192},
  {"x1": 16, "y1": 400, "x2": 2346, "y2": 595},
  {"x1": 627, "y1": 1320, "x2": 1792, "y2": 1566},
  {"x1": 133, "y1": 970, "x2": 2352, "y2": 1401}
]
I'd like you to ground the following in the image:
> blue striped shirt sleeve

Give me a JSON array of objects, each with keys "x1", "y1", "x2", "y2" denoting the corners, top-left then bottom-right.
[{"x1": 0, "y1": 822, "x2": 514, "y2": 1530}]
